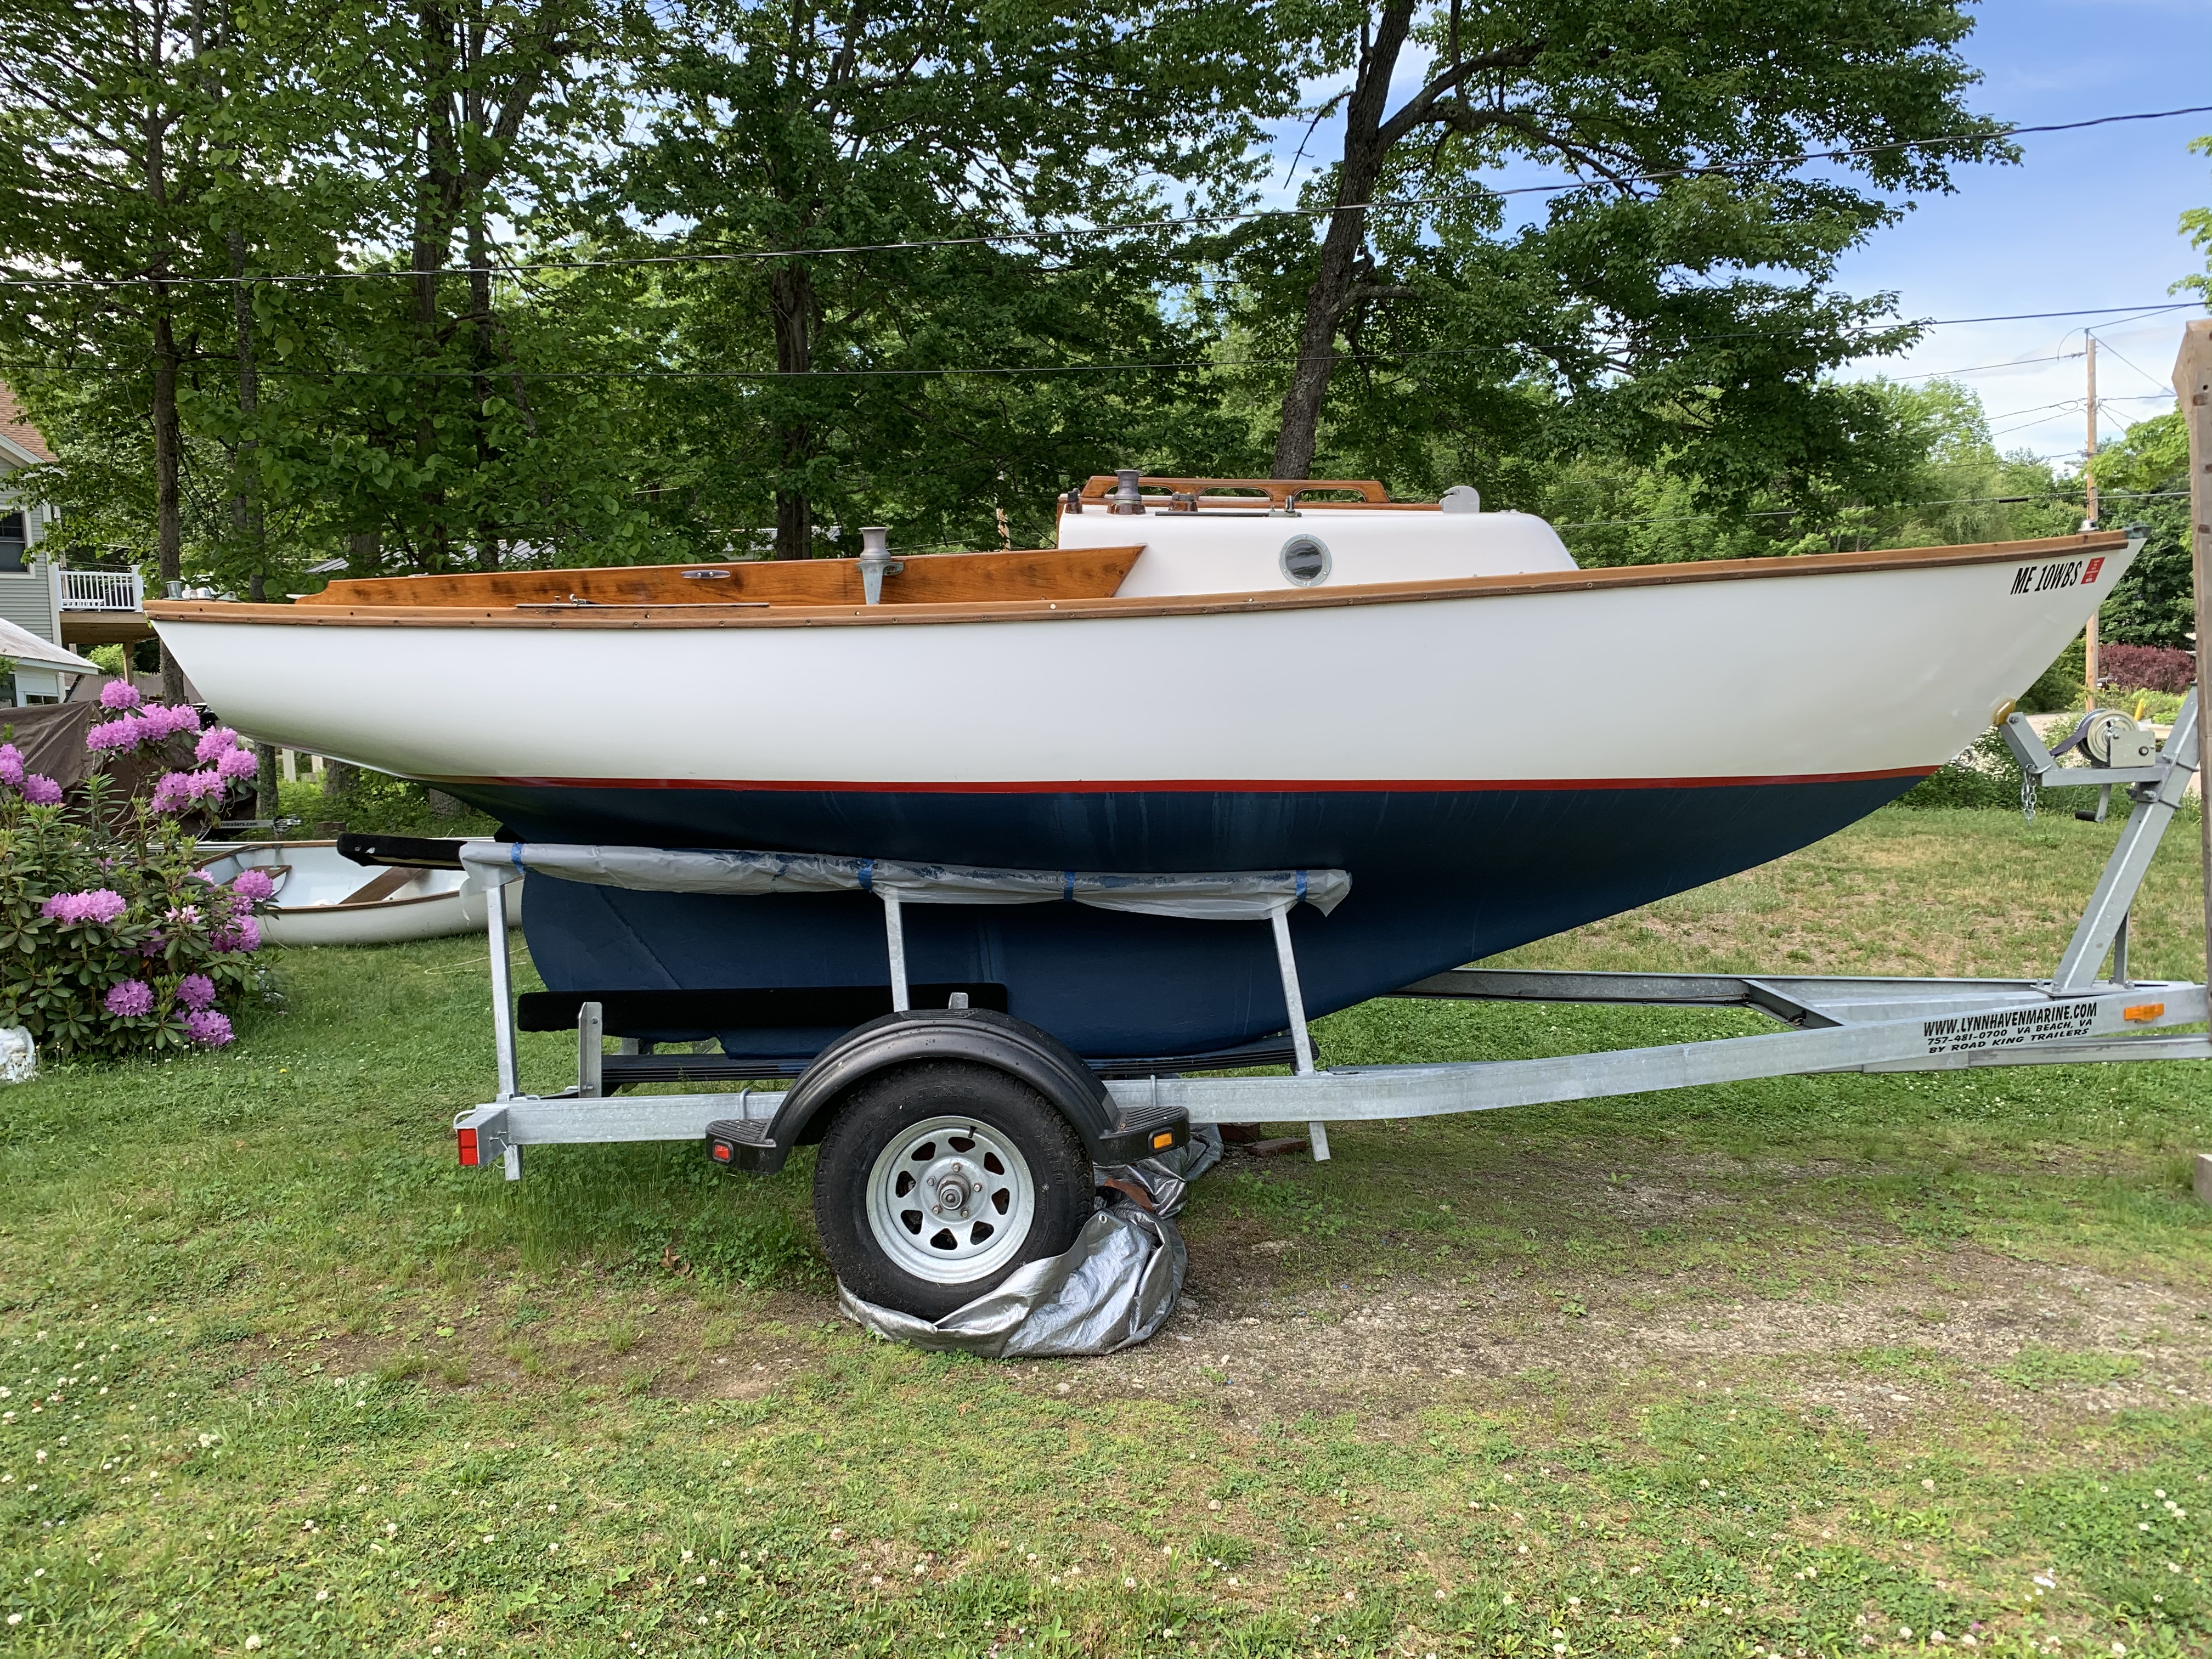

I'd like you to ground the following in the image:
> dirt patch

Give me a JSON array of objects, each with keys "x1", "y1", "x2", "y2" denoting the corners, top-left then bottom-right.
[
  {"x1": 1047, "y1": 1245, "x2": 2212, "y2": 1431},
  {"x1": 235, "y1": 1289, "x2": 838, "y2": 1403}
]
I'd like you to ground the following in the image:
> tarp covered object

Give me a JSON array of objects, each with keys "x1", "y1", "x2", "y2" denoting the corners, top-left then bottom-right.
[
  {"x1": 838, "y1": 1127, "x2": 1224, "y2": 1358},
  {"x1": 0, "y1": 702, "x2": 97, "y2": 788},
  {"x1": 460, "y1": 840, "x2": 1348, "y2": 921}
]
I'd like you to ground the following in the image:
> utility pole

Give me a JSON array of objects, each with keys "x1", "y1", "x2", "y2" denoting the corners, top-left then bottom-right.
[
  {"x1": 2084, "y1": 334, "x2": 2100, "y2": 709},
  {"x1": 2176, "y1": 320, "x2": 2212, "y2": 1022}
]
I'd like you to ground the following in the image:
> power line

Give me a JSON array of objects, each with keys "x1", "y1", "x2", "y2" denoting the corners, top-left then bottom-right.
[{"x1": 3, "y1": 103, "x2": 2207, "y2": 293}]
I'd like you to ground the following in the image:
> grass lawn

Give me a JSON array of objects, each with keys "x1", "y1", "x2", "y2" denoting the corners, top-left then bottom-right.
[{"x1": 3, "y1": 804, "x2": 2210, "y2": 1657}]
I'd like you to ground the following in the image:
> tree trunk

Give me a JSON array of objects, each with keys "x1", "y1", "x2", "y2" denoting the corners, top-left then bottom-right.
[
  {"x1": 468, "y1": 206, "x2": 499, "y2": 569},
  {"x1": 151, "y1": 306, "x2": 188, "y2": 701},
  {"x1": 1271, "y1": 2, "x2": 1415, "y2": 481},
  {"x1": 770, "y1": 261, "x2": 815, "y2": 559},
  {"x1": 411, "y1": 0, "x2": 458, "y2": 568},
  {"x1": 228, "y1": 227, "x2": 266, "y2": 598},
  {"x1": 253, "y1": 741, "x2": 279, "y2": 821}
]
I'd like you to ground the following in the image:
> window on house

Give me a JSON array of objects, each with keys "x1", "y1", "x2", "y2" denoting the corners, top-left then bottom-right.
[{"x1": 0, "y1": 509, "x2": 26, "y2": 573}]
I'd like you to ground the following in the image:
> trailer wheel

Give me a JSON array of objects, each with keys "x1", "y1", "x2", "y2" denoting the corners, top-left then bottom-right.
[{"x1": 812, "y1": 1059, "x2": 1092, "y2": 1319}]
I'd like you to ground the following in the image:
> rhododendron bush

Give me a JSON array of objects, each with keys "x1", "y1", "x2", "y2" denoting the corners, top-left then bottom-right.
[{"x1": 0, "y1": 686, "x2": 269, "y2": 1060}]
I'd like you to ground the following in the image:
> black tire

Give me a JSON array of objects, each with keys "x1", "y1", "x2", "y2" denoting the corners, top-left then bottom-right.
[{"x1": 812, "y1": 1059, "x2": 1092, "y2": 1319}]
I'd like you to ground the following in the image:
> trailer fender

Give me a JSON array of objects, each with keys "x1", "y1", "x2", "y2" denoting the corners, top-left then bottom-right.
[{"x1": 704, "y1": 1008, "x2": 1187, "y2": 1175}]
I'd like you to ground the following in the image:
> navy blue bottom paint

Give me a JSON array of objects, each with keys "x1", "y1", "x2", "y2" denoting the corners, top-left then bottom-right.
[{"x1": 461, "y1": 780, "x2": 1921, "y2": 1062}]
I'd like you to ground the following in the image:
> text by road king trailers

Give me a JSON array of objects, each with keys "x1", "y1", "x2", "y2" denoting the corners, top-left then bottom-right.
[{"x1": 1922, "y1": 1000, "x2": 2098, "y2": 1054}]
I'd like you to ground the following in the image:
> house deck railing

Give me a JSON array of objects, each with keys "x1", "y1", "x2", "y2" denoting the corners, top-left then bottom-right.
[{"x1": 59, "y1": 568, "x2": 144, "y2": 612}]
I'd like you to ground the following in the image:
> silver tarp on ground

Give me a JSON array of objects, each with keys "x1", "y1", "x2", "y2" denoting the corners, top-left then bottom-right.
[
  {"x1": 458, "y1": 842, "x2": 1348, "y2": 921},
  {"x1": 838, "y1": 1127, "x2": 1224, "y2": 1358}
]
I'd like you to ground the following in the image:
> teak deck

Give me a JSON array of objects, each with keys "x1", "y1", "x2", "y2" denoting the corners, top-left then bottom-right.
[
  {"x1": 145, "y1": 531, "x2": 2132, "y2": 633},
  {"x1": 297, "y1": 545, "x2": 1146, "y2": 610}
]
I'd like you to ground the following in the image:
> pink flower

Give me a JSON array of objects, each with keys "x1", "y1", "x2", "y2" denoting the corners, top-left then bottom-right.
[
  {"x1": 0, "y1": 743, "x2": 21, "y2": 787},
  {"x1": 215, "y1": 747, "x2": 257, "y2": 780},
  {"x1": 210, "y1": 915, "x2": 260, "y2": 953},
  {"x1": 176, "y1": 973, "x2": 217, "y2": 1012},
  {"x1": 183, "y1": 1009, "x2": 233, "y2": 1047},
  {"x1": 229, "y1": 868, "x2": 276, "y2": 904},
  {"x1": 150, "y1": 769, "x2": 226, "y2": 814},
  {"x1": 41, "y1": 889, "x2": 128, "y2": 926},
  {"x1": 164, "y1": 904, "x2": 202, "y2": 927},
  {"x1": 87, "y1": 716, "x2": 145, "y2": 753},
  {"x1": 19, "y1": 775, "x2": 61, "y2": 806},
  {"x1": 103, "y1": 979, "x2": 154, "y2": 1018},
  {"x1": 194, "y1": 727, "x2": 239, "y2": 764},
  {"x1": 137, "y1": 703, "x2": 202, "y2": 739},
  {"x1": 98, "y1": 679, "x2": 143, "y2": 711}
]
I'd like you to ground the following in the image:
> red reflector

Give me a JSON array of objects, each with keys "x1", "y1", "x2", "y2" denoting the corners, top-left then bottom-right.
[
  {"x1": 2084, "y1": 556, "x2": 2105, "y2": 583},
  {"x1": 457, "y1": 1126, "x2": 479, "y2": 1166},
  {"x1": 711, "y1": 1140, "x2": 732, "y2": 1163}
]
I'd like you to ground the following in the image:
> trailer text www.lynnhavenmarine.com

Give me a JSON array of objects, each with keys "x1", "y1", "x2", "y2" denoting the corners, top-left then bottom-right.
[{"x1": 1922, "y1": 1001, "x2": 2098, "y2": 1054}]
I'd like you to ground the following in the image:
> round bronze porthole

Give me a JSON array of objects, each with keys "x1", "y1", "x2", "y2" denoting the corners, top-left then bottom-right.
[{"x1": 1279, "y1": 533, "x2": 1331, "y2": 586}]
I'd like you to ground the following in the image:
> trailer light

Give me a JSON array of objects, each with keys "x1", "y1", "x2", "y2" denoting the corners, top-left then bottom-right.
[
  {"x1": 709, "y1": 1138, "x2": 733, "y2": 1163},
  {"x1": 457, "y1": 1126, "x2": 480, "y2": 1166},
  {"x1": 2123, "y1": 1002, "x2": 2165, "y2": 1023},
  {"x1": 1151, "y1": 1131, "x2": 1175, "y2": 1150}
]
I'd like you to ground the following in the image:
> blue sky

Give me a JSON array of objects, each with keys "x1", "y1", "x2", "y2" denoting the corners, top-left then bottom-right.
[
  {"x1": 1256, "y1": 1, "x2": 2211, "y2": 466},
  {"x1": 1826, "y1": 0, "x2": 2211, "y2": 462}
]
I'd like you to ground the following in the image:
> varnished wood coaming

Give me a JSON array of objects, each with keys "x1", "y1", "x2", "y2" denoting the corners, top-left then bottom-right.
[
  {"x1": 297, "y1": 544, "x2": 1146, "y2": 610},
  {"x1": 149, "y1": 531, "x2": 2131, "y2": 633}
]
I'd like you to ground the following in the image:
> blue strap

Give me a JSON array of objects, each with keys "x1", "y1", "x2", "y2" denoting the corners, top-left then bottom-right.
[
  {"x1": 857, "y1": 859, "x2": 874, "y2": 895},
  {"x1": 510, "y1": 842, "x2": 526, "y2": 875},
  {"x1": 1063, "y1": 871, "x2": 1074, "y2": 901},
  {"x1": 1294, "y1": 868, "x2": 1307, "y2": 904}
]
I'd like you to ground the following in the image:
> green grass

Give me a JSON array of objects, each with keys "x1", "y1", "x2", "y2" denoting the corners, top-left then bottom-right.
[{"x1": 4, "y1": 804, "x2": 2211, "y2": 1656}]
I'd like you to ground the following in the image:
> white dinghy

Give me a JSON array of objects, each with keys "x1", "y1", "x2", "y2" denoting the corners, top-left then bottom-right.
[{"x1": 194, "y1": 840, "x2": 522, "y2": 946}]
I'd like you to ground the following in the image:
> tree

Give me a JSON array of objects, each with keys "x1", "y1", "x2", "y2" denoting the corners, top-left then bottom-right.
[
  {"x1": 0, "y1": 0, "x2": 242, "y2": 692},
  {"x1": 2090, "y1": 410, "x2": 2192, "y2": 649},
  {"x1": 615, "y1": 0, "x2": 1304, "y2": 557},
  {"x1": 1241, "y1": 0, "x2": 2010, "y2": 488}
]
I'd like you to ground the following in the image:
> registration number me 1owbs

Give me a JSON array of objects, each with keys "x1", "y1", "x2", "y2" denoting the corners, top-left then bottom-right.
[{"x1": 2008, "y1": 555, "x2": 2104, "y2": 596}]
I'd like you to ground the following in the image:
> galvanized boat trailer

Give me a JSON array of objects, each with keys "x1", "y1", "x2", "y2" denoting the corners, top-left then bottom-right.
[{"x1": 422, "y1": 686, "x2": 2211, "y2": 1186}]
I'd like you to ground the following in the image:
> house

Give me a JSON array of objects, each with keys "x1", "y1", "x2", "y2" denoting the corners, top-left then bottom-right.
[
  {"x1": 0, "y1": 384, "x2": 151, "y2": 679},
  {"x1": 0, "y1": 614, "x2": 101, "y2": 706}
]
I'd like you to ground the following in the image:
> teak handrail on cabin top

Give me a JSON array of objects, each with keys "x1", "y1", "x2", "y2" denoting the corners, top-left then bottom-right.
[{"x1": 1075, "y1": 475, "x2": 1393, "y2": 508}]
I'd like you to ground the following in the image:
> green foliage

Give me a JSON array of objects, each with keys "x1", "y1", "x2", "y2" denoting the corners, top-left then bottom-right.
[
  {"x1": 1894, "y1": 729, "x2": 2024, "y2": 812},
  {"x1": 280, "y1": 771, "x2": 497, "y2": 838},
  {"x1": 2023, "y1": 635, "x2": 2089, "y2": 715},
  {"x1": 2181, "y1": 133, "x2": 2212, "y2": 306},
  {"x1": 2090, "y1": 410, "x2": 2193, "y2": 650},
  {"x1": 1214, "y1": 0, "x2": 2007, "y2": 500},
  {"x1": 1540, "y1": 379, "x2": 2084, "y2": 567},
  {"x1": 0, "y1": 0, "x2": 2085, "y2": 586}
]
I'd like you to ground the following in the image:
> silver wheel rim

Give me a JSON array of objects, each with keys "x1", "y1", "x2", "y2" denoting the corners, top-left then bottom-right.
[{"x1": 864, "y1": 1114, "x2": 1036, "y2": 1285}]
